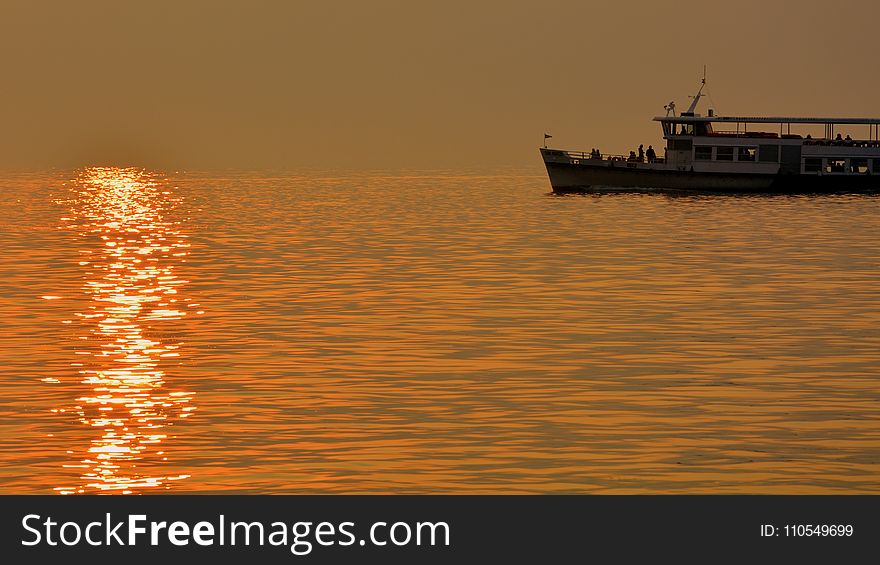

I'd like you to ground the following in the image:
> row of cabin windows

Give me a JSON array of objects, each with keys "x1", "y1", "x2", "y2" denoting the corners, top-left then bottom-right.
[
  {"x1": 694, "y1": 146, "x2": 757, "y2": 162},
  {"x1": 804, "y1": 158, "x2": 872, "y2": 174}
]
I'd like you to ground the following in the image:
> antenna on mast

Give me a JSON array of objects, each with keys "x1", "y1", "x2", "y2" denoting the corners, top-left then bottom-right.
[{"x1": 685, "y1": 65, "x2": 707, "y2": 114}]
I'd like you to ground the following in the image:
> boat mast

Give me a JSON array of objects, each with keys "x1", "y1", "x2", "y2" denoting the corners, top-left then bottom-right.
[{"x1": 685, "y1": 66, "x2": 707, "y2": 114}]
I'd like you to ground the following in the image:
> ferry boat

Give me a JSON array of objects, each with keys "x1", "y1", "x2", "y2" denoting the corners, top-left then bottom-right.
[{"x1": 541, "y1": 78, "x2": 880, "y2": 193}]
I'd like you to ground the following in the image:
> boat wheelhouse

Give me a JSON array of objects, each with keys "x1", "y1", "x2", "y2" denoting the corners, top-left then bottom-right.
[{"x1": 541, "y1": 79, "x2": 880, "y2": 193}]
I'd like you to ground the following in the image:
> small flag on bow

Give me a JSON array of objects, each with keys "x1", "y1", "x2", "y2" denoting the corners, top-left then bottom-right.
[{"x1": 544, "y1": 133, "x2": 552, "y2": 139}]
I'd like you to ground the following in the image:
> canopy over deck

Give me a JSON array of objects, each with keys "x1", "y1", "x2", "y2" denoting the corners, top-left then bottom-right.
[{"x1": 654, "y1": 115, "x2": 880, "y2": 125}]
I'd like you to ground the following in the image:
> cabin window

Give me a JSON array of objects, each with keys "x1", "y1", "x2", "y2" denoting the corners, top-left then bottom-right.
[
  {"x1": 804, "y1": 158, "x2": 822, "y2": 173},
  {"x1": 758, "y1": 145, "x2": 779, "y2": 162},
  {"x1": 850, "y1": 159, "x2": 869, "y2": 174},
  {"x1": 826, "y1": 159, "x2": 846, "y2": 173},
  {"x1": 694, "y1": 146, "x2": 713, "y2": 160},
  {"x1": 668, "y1": 138, "x2": 693, "y2": 151},
  {"x1": 679, "y1": 123, "x2": 694, "y2": 136},
  {"x1": 715, "y1": 147, "x2": 734, "y2": 161},
  {"x1": 737, "y1": 147, "x2": 757, "y2": 161}
]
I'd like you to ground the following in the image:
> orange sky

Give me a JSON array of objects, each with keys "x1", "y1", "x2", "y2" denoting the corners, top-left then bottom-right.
[{"x1": 1, "y1": 0, "x2": 877, "y2": 171}]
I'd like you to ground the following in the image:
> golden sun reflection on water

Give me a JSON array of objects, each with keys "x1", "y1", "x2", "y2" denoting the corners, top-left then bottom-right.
[{"x1": 54, "y1": 167, "x2": 196, "y2": 494}]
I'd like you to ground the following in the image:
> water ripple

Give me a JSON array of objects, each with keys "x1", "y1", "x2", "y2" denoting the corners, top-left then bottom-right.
[{"x1": 1, "y1": 170, "x2": 879, "y2": 493}]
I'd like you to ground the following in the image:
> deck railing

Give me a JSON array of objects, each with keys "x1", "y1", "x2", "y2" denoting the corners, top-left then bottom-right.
[
  {"x1": 802, "y1": 139, "x2": 880, "y2": 148},
  {"x1": 703, "y1": 132, "x2": 880, "y2": 148},
  {"x1": 559, "y1": 150, "x2": 665, "y2": 164}
]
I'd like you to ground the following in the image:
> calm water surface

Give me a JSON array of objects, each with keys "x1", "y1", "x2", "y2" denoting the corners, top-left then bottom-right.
[{"x1": 1, "y1": 168, "x2": 879, "y2": 493}]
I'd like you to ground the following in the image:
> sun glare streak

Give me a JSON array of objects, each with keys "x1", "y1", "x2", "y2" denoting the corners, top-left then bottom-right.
[{"x1": 54, "y1": 167, "x2": 196, "y2": 494}]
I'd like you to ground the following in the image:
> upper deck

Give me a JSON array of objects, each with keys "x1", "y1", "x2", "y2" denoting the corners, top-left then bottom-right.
[
  {"x1": 653, "y1": 114, "x2": 880, "y2": 144},
  {"x1": 653, "y1": 116, "x2": 880, "y2": 125}
]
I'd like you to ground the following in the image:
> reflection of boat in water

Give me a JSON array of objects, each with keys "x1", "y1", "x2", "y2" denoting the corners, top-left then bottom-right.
[{"x1": 541, "y1": 76, "x2": 880, "y2": 193}]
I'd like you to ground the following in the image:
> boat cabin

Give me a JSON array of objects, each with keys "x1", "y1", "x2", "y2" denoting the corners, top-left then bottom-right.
[{"x1": 656, "y1": 114, "x2": 880, "y2": 175}]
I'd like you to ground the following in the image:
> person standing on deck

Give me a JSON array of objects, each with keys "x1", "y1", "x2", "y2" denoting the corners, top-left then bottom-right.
[
  {"x1": 638, "y1": 144, "x2": 645, "y2": 162},
  {"x1": 646, "y1": 145, "x2": 656, "y2": 163}
]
